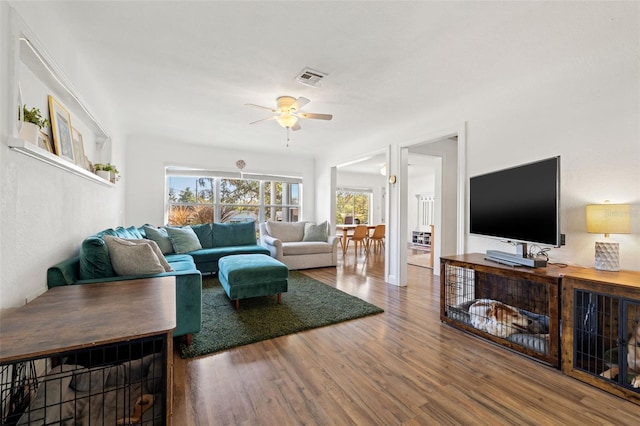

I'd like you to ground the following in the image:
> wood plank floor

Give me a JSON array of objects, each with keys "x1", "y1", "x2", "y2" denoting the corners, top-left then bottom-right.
[{"x1": 172, "y1": 250, "x2": 640, "y2": 425}]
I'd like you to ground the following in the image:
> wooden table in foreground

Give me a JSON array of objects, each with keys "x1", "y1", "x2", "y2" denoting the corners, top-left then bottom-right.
[{"x1": 0, "y1": 276, "x2": 177, "y2": 425}]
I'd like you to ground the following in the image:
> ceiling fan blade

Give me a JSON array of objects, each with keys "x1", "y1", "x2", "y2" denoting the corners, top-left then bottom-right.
[
  {"x1": 291, "y1": 122, "x2": 302, "y2": 131},
  {"x1": 298, "y1": 112, "x2": 333, "y2": 120},
  {"x1": 249, "y1": 116, "x2": 276, "y2": 125},
  {"x1": 291, "y1": 97, "x2": 310, "y2": 111},
  {"x1": 245, "y1": 103, "x2": 277, "y2": 112}
]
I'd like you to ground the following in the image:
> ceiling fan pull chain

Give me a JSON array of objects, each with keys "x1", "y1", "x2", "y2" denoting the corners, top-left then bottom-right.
[{"x1": 286, "y1": 127, "x2": 290, "y2": 147}]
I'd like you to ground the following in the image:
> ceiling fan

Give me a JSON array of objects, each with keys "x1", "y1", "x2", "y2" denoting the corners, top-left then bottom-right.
[{"x1": 246, "y1": 96, "x2": 333, "y2": 131}]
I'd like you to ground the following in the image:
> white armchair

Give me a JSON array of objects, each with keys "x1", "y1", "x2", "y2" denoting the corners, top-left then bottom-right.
[{"x1": 259, "y1": 221, "x2": 340, "y2": 270}]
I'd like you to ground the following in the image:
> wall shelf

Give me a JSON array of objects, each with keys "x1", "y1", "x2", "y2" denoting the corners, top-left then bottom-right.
[
  {"x1": 4, "y1": 6, "x2": 112, "y2": 182},
  {"x1": 18, "y1": 36, "x2": 111, "y2": 151},
  {"x1": 8, "y1": 136, "x2": 113, "y2": 187}
]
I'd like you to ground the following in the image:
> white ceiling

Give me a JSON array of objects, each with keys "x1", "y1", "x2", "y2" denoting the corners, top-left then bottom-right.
[{"x1": 36, "y1": 1, "x2": 622, "y2": 161}]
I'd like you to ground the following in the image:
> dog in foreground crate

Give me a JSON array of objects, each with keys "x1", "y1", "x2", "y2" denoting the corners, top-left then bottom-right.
[
  {"x1": 628, "y1": 319, "x2": 640, "y2": 388},
  {"x1": 600, "y1": 319, "x2": 640, "y2": 388},
  {"x1": 468, "y1": 299, "x2": 530, "y2": 338}
]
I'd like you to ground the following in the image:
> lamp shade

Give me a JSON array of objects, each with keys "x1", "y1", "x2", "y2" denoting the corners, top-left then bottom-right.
[{"x1": 586, "y1": 204, "x2": 631, "y2": 235}]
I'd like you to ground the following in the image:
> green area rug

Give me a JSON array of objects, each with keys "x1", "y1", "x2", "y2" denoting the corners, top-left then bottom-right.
[{"x1": 179, "y1": 270, "x2": 384, "y2": 358}]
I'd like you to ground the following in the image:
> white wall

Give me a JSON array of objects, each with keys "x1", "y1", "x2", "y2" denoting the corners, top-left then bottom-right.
[
  {"x1": 1, "y1": 2, "x2": 639, "y2": 314},
  {"x1": 0, "y1": 3, "x2": 125, "y2": 309},
  {"x1": 124, "y1": 136, "x2": 315, "y2": 227},
  {"x1": 316, "y1": 2, "x2": 640, "y2": 272}
]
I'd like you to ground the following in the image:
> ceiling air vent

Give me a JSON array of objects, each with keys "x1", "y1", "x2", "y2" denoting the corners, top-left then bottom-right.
[{"x1": 295, "y1": 68, "x2": 327, "y2": 88}]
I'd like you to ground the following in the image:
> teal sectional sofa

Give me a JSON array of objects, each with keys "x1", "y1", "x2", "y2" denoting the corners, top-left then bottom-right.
[{"x1": 47, "y1": 221, "x2": 270, "y2": 343}]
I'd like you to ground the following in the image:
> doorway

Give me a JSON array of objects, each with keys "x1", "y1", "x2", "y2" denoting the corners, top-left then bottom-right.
[{"x1": 403, "y1": 131, "x2": 465, "y2": 278}]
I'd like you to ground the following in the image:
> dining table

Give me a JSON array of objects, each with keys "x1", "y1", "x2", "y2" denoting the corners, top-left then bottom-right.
[{"x1": 335, "y1": 224, "x2": 377, "y2": 254}]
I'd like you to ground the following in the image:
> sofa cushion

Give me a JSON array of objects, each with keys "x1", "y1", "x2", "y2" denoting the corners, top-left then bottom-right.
[
  {"x1": 143, "y1": 225, "x2": 174, "y2": 254},
  {"x1": 282, "y1": 241, "x2": 334, "y2": 256},
  {"x1": 113, "y1": 226, "x2": 137, "y2": 239},
  {"x1": 103, "y1": 236, "x2": 167, "y2": 276},
  {"x1": 126, "y1": 226, "x2": 144, "y2": 239},
  {"x1": 167, "y1": 259, "x2": 199, "y2": 272},
  {"x1": 166, "y1": 226, "x2": 203, "y2": 254},
  {"x1": 164, "y1": 253, "x2": 195, "y2": 263},
  {"x1": 79, "y1": 236, "x2": 115, "y2": 279},
  {"x1": 212, "y1": 221, "x2": 257, "y2": 247},
  {"x1": 191, "y1": 223, "x2": 214, "y2": 248},
  {"x1": 266, "y1": 220, "x2": 305, "y2": 242},
  {"x1": 303, "y1": 221, "x2": 329, "y2": 242},
  {"x1": 164, "y1": 253, "x2": 198, "y2": 272},
  {"x1": 188, "y1": 244, "x2": 269, "y2": 264}
]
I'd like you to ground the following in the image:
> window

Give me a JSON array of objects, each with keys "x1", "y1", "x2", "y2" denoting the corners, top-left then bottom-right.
[
  {"x1": 336, "y1": 188, "x2": 371, "y2": 225},
  {"x1": 166, "y1": 169, "x2": 302, "y2": 225}
]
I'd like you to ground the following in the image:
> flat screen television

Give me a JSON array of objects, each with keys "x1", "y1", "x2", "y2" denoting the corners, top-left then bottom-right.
[{"x1": 469, "y1": 156, "x2": 560, "y2": 266}]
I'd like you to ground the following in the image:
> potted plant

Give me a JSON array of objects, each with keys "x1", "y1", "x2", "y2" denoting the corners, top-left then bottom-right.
[
  {"x1": 94, "y1": 163, "x2": 121, "y2": 183},
  {"x1": 19, "y1": 105, "x2": 50, "y2": 144}
]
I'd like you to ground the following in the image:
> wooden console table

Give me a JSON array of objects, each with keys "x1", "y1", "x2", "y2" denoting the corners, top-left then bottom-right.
[{"x1": 0, "y1": 277, "x2": 176, "y2": 425}]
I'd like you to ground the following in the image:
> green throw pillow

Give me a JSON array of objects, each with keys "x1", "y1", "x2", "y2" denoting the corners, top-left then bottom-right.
[
  {"x1": 143, "y1": 225, "x2": 174, "y2": 254},
  {"x1": 303, "y1": 221, "x2": 329, "y2": 242},
  {"x1": 166, "y1": 226, "x2": 203, "y2": 254}
]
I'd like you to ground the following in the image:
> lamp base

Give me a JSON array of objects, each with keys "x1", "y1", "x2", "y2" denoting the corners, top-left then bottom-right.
[{"x1": 594, "y1": 241, "x2": 620, "y2": 271}]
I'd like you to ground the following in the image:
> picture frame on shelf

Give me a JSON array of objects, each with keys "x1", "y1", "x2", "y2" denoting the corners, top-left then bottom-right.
[
  {"x1": 71, "y1": 127, "x2": 86, "y2": 168},
  {"x1": 37, "y1": 130, "x2": 54, "y2": 153},
  {"x1": 48, "y1": 95, "x2": 75, "y2": 164}
]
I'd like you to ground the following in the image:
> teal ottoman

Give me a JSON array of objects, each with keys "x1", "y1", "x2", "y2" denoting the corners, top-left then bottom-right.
[{"x1": 218, "y1": 254, "x2": 288, "y2": 309}]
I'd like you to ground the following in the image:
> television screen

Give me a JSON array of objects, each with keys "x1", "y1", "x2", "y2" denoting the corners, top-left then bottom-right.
[{"x1": 470, "y1": 156, "x2": 560, "y2": 247}]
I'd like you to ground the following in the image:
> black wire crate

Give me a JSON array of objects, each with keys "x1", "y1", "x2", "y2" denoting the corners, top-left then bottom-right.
[
  {"x1": 571, "y1": 290, "x2": 640, "y2": 392},
  {"x1": 1, "y1": 336, "x2": 167, "y2": 426}
]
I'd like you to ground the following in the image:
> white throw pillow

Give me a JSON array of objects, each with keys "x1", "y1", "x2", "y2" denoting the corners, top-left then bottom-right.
[
  {"x1": 135, "y1": 239, "x2": 173, "y2": 272},
  {"x1": 103, "y1": 236, "x2": 172, "y2": 276},
  {"x1": 266, "y1": 220, "x2": 305, "y2": 242}
]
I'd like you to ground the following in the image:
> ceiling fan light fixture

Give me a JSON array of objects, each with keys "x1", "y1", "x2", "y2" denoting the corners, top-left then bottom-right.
[{"x1": 276, "y1": 112, "x2": 298, "y2": 128}]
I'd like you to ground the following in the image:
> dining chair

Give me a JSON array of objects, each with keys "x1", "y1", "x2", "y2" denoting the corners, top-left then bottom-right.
[
  {"x1": 346, "y1": 225, "x2": 369, "y2": 256},
  {"x1": 367, "y1": 224, "x2": 385, "y2": 254}
]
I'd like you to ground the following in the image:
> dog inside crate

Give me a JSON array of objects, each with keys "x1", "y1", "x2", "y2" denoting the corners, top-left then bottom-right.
[
  {"x1": 597, "y1": 301, "x2": 640, "y2": 390},
  {"x1": 448, "y1": 298, "x2": 550, "y2": 353},
  {"x1": 14, "y1": 352, "x2": 164, "y2": 426},
  {"x1": 444, "y1": 265, "x2": 551, "y2": 354}
]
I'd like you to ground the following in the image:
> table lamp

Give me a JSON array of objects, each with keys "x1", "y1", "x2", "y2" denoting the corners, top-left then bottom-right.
[{"x1": 586, "y1": 202, "x2": 630, "y2": 271}]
